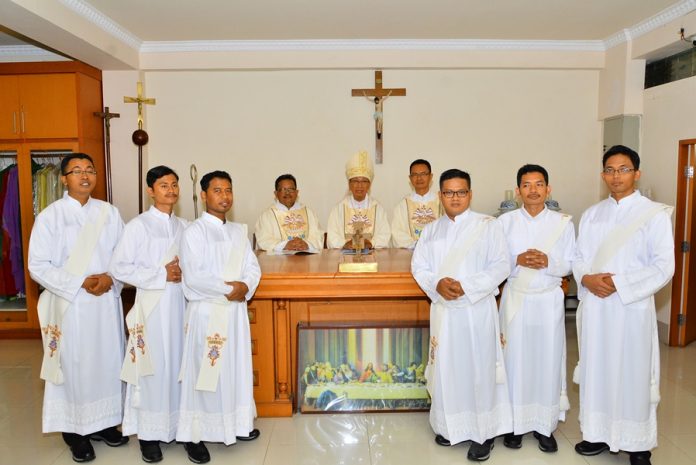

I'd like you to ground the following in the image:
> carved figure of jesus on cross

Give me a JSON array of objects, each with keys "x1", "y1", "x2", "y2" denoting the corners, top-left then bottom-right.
[{"x1": 352, "y1": 70, "x2": 406, "y2": 164}]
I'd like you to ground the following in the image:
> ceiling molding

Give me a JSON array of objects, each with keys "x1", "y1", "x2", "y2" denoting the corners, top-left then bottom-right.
[
  {"x1": 604, "y1": 29, "x2": 632, "y2": 50},
  {"x1": 54, "y1": 0, "x2": 696, "y2": 56},
  {"x1": 57, "y1": 0, "x2": 141, "y2": 50},
  {"x1": 603, "y1": 0, "x2": 696, "y2": 49},
  {"x1": 140, "y1": 39, "x2": 606, "y2": 53},
  {"x1": 0, "y1": 45, "x2": 68, "y2": 61}
]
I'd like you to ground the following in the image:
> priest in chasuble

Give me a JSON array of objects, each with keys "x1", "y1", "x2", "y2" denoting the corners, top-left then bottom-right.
[
  {"x1": 176, "y1": 170, "x2": 261, "y2": 464},
  {"x1": 572, "y1": 146, "x2": 674, "y2": 465},
  {"x1": 326, "y1": 150, "x2": 391, "y2": 249},
  {"x1": 411, "y1": 169, "x2": 512, "y2": 462},
  {"x1": 497, "y1": 164, "x2": 575, "y2": 453},
  {"x1": 28, "y1": 153, "x2": 128, "y2": 463},
  {"x1": 254, "y1": 173, "x2": 323, "y2": 252},
  {"x1": 391, "y1": 158, "x2": 441, "y2": 249},
  {"x1": 109, "y1": 165, "x2": 188, "y2": 463}
]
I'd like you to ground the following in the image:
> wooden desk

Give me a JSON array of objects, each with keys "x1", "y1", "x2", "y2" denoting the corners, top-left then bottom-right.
[{"x1": 250, "y1": 249, "x2": 429, "y2": 417}]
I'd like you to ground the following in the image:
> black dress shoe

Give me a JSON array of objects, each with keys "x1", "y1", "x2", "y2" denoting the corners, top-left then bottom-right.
[
  {"x1": 629, "y1": 451, "x2": 652, "y2": 465},
  {"x1": 435, "y1": 434, "x2": 451, "y2": 446},
  {"x1": 139, "y1": 440, "x2": 163, "y2": 463},
  {"x1": 467, "y1": 438, "x2": 495, "y2": 462},
  {"x1": 503, "y1": 433, "x2": 522, "y2": 449},
  {"x1": 184, "y1": 442, "x2": 210, "y2": 464},
  {"x1": 69, "y1": 437, "x2": 96, "y2": 463},
  {"x1": 533, "y1": 432, "x2": 558, "y2": 452},
  {"x1": 89, "y1": 426, "x2": 129, "y2": 447},
  {"x1": 236, "y1": 428, "x2": 260, "y2": 441},
  {"x1": 574, "y1": 440, "x2": 609, "y2": 456}
]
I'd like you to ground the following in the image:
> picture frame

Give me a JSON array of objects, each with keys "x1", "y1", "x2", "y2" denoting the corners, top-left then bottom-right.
[{"x1": 296, "y1": 321, "x2": 431, "y2": 413}]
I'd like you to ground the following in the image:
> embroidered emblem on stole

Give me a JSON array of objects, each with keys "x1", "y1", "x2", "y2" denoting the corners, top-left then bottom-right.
[
  {"x1": 406, "y1": 199, "x2": 439, "y2": 240},
  {"x1": 206, "y1": 333, "x2": 227, "y2": 367},
  {"x1": 42, "y1": 324, "x2": 62, "y2": 357}
]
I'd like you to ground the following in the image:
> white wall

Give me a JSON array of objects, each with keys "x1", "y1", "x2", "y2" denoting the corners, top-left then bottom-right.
[
  {"x1": 642, "y1": 76, "x2": 696, "y2": 328},
  {"x1": 107, "y1": 68, "x2": 603, "y2": 230}
]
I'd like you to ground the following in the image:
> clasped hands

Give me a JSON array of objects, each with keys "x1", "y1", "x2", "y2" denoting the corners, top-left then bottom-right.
[
  {"x1": 581, "y1": 273, "x2": 616, "y2": 298},
  {"x1": 81, "y1": 273, "x2": 113, "y2": 296},
  {"x1": 284, "y1": 237, "x2": 309, "y2": 251},
  {"x1": 224, "y1": 281, "x2": 249, "y2": 302},
  {"x1": 516, "y1": 249, "x2": 548, "y2": 269},
  {"x1": 165, "y1": 257, "x2": 182, "y2": 283},
  {"x1": 436, "y1": 277, "x2": 464, "y2": 301},
  {"x1": 342, "y1": 239, "x2": 373, "y2": 250}
]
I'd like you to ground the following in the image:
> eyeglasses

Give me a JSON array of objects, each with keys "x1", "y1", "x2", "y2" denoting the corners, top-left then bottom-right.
[
  {"x1": 63, "y1": 168, "x2": 97, "y2": 177},
  {"x1": 409, "y1": 172, "x2": 431, "y2": 178},
  {"x1": 603, "y1": 167, "x2": 635, "y2": 175},
  {"x1": 441, "y1": 189, "x2": 470, "y2": 198},
  {"x1": 277, "y1": 188, "x2": 297, "y2": 194},
  {"x1": 349, "y1": 179, "x2": 370, "y2": 185}
]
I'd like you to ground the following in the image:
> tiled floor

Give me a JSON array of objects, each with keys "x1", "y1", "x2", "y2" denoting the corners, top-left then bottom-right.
[{"x1": 1, "y1": 318, "x2": 695, "y2": 464}]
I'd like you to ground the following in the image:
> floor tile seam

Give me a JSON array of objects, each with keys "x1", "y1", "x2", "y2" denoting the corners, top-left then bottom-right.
[{"x1": 659, "y1": 433, "x2": 696, "y2": 461}]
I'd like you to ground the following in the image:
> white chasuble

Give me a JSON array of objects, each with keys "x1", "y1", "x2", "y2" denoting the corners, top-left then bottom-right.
[
  {"x1": 391, "y1": 191, "x2": 441, "y2": 248},
  {"x1": 109, "y1": 206, "x2": 188, "y2": 441},
  {"x1": 254, "y1": 201, "x2": 324, "y2": 252},
  {"x1": 572, "y1": 191, "x2": 674, "y2": 452},
  {"x1": 411, "y1": 210, "x2": 512, "y2": 445},
  {"x1": 28, "y1": 193, "x2": 125, "y2": 434},
  {"x1": 176, "y1": 212, "x2": 261, "y2": 445},
  {"x1": 326, "y1": 195, "x2": 391, "y2": 248},
  {"x1": 498, "y1": 207, "x2": 575, "y2": 436}
]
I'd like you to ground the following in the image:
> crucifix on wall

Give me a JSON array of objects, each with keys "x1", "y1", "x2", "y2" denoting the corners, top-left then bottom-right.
[{"x1": 352, "y1": 70, "x2": 406, "y2": 164}]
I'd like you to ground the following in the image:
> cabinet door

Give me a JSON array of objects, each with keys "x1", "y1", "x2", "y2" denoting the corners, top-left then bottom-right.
[
  {"x1": 0, "y1": 76, "x2": 21, "y2": 140},
  {"x1": 18, "y1": 74, "x2": 79, "y2": 139},
  {"x1": 0, "y1": 145, "x2": 27, "y2": 322}
]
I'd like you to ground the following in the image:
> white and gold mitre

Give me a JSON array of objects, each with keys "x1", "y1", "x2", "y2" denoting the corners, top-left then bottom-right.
[{"x1": 345, "y1": 150, "x2": 374, "y2": 181}]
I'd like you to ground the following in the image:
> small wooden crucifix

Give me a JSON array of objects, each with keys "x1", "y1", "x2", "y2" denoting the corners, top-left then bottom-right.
[
  {"x1": 93, "y1": 106, "x2": 120, "y2": 203},
  {"x1": 124, "y1": 81, "x2": 156, "y2": 129},
  {"x1": 352, "y1": 70, "x2": 406, "y2": 164}
]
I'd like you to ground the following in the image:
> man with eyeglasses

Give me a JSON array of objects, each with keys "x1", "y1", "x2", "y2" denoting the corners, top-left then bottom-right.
[
  {"x1": 391, "y1": 159, "x2": 441, "y2": 249},
  {"x1": 497, "y1": 164, "x2": 575, "y2": 454},
  {"x1": 572, "y1": 145, "x2": 674, "y2": 465},
  {"x1": 254, "y1": 174, "x2": 323, "y2": 252},
  {"x1": 29, "y1": 153, "x2": 128, "y2": 463},
  {"x1": 327, "y1": 150, "x2": 391, "y2": 249},
  {"x1": 109, "y1": 165, "x2": 189, "y2": 463},
  {"x1": 411, "y1": 169, "x2": 512, "y2": 462}
]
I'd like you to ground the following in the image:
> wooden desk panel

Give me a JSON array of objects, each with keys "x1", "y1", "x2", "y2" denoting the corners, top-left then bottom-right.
[{"x1": 251, "y1": 249, "x2": 429, "y2": 417}]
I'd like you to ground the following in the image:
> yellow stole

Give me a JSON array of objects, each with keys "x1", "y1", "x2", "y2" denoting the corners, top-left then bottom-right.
[
  {"x1": 342, "y1": 200, "x2": 377, "y2": 240},
  {"x1": 405, "y1": 198, "x2": 440, "y2": 240},
  {"x1": 272, "y1": 207, "x2": 310, "y2": 240}
]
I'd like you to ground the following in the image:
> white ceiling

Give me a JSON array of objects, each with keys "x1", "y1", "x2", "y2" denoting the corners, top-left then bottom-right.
[
  {"x1": 65, "y1": 0, "x2": 681, "y2": 42},
  {"x1": 78, "y1": 0, "x2": 676, "y2": 42}
]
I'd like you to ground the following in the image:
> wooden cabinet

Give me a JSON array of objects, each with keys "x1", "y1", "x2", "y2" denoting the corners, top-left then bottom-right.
[
  {"x1": 0, "y1": 73, "x2": 81, "y2": 139},
  {"x1": 0, "y1": 62, "x2": 106, "y2": 337},
  {"x1": 18, "y1": 74, "x2": 79, "y2": 139},
  {"x1": 0, "y1": 75, "x2": 20, "y2": 139}
]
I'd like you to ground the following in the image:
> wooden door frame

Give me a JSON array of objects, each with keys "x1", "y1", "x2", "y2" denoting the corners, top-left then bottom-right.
[{"x1": 669, "y1": 139, "x2": 696, "y2": 346}]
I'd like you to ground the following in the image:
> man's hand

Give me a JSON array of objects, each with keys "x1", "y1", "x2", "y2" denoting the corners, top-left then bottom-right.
[
  {"x1": 284, "y1": 238, "x2": 309, "y2": 251},
  {"x1": 516, "y1": 249, "x2": 548, "y2": 269},
  {"x1": 225, "y1": 281, "x2": 249, "y2": 302},
  {"x1": 83, "y1": 273, "x2": 114, "y2": 296},
  {"x1": 436, "y1": 277, "x2": 465, "y2": 301},
  {"x1": 165, "y1": 256, "x2": 182, "y2": 282},
  {"x1": 342, "y1": 239, "x2": 374, "y2": 250},
  {"x1": 581, "y1": 273, "x2": 616, "y2": 298}
]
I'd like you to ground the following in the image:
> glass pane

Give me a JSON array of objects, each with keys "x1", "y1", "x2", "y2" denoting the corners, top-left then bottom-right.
[
  {"x1": 0, "y1": 150, "x2": 26, "y2": 319},
  {"x1": 31, "y1": 150, "x2": 73, "y2": 216}
]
